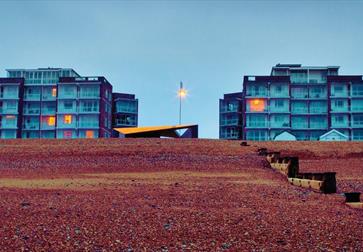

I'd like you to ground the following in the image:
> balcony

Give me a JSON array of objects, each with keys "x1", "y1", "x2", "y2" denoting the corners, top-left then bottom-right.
[
  {"x1": 42, "y1": 95, "x2": 56, "y2": 101},
  {"x1": 24, "y1": 94, "x2": 41, "y2": 101},
  {"x1": 0, "y1": 94, "x2": 19, "y2": 99},
  {"x1": 220, "y1": 119, "x2": 240, "y2": 126},
  {"x1": 309, "y1": 123, "x2": 328, "y2": 129},
  {"x1": 309, "y1": 108, "x2": 327, "y2": 114},
  {"x1": 220, "y1": 131, "x2": 240, "y2": 139},
  {"x1": 0, "y1": 120, "x2": 17, "y2": 129},
  {"x1": 270, "y1": 122, "x2": 290, "y2": 128},
  {"x1": 269, "y1": 108, "x2": 289, "y2": 113},
  {"x1": 23, "y1": 123, "x2": 40, "y2": 130},
  {"x1": 291, "y1": 122, "x2": 308, "y2": 129},
  {"x1": 309, "y1": 94, "x2": 327, "y2": 99},
  {"x1": 78, "y1": 122, "x2": 99, "y2": 128},
  {"x1": 0, "y1": 108, "x2": 18, "y2": 114},
  {"x1": 331, "y1": 107, "x2": 349, "y2": 113},
  {"x1": 246, "y1": 122, "x2": 268, "y2": 128},
  {"x1": 220, "y1": 107, "x2": 238, "y2": 113},
  {"x1": 79, "y1": 107, "x2": 99, "y2": 114},
  {"x1": 291, "y1": 108, "x2": 309, "y2": 114},
  {"x1": 79, "y1": 93, "x2": 100, "y2": 99},
  {"x1": 331, "y1": 122, "x2": 349, "y2": 128},
  {"x1": 23, "y1": 109, "x2": 40, "y2": 115},
  {"x1": 115, "y1": 119, "x2": 138, "y2": 126},
  {"x1": 330, "y1": 92, "x2": 349, "y2": 98}
]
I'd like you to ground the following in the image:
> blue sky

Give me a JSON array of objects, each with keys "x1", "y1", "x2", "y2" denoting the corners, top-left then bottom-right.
[{"x1": 1, "y1": 0, "x2": 363, "y2": 138}]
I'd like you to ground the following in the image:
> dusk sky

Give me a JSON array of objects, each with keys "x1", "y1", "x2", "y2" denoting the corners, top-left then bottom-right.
[{"x1": 1, "y1": 0, "x2": 363, "y2": 138}]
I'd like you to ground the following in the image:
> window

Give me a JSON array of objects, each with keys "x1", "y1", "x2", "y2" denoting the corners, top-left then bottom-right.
[
  {"x1": 116, "y1": 100, "x2": 137, "y2": 113},
  {"x1": 246, "y1": 130, "x2": 268, "y2": 141},
  {"x1": 52, "y1": 88, "x2": 57, "y2": 97},
  {"x1": 64, "y1": 115, "x2": 72, "y2": 124},
  {"x1": 246, "y1": 84, "x2": 267, "y2": 96},
  {"x1": 80, "y1": 86, "x2": 99, "y2": 98},
  {"x1": 248, "y1": 99, "x2": 267, "y2": 112},
  {"x1": 351, "y1": 99, "x2": 363, "y2": 111},
  {"x1": 86, "y1": 130, "x2": 94, "y2": 138},
  {"x1": 352, "y1": 115, "x2": 363, "y2": 126},
  {"x1": 334, "y1": 86, "x2": 343, "y2": 92},
  {"x1": 80, "y1": 101, "x2": 99, "y2": 112},
  {"x1": 246, "y1": 114, "x2": 267, "y2": 127},
  {"x1": 291, "y1": 116, "x2": 308, "y2": 128},
  {"x1": 64, "y1": 101, "x2": 73, "y2": 110},
  {"x1": 310, "y1": 116, "x2": 327, "y2": 129},
  {"x1": 291, "y1": 87, "x2": 308, "y2": 98},
  {"x1": 352, "y1": 85, "x2": 363, "y2": 96},
  {"x1": 291, "y1": 101, "x2": 308, "y2": 113},
  {"x1": 310, "y1": 101, "x2": 327, "y2": 113},
  {"x1": 309, "y1": 87, "x2": 326, "y2": 98},
  {"x1": 48, "y1": 116, "x2": 55, "y2": 126},
  {"x1": 63, "y1": 131, "x2": 73, "y2": 139},
  {"x1": 352, "y1": 130, "x2": 363, "y2": 140}
]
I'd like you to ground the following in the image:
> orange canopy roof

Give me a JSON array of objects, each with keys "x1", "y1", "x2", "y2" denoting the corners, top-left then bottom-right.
[{"x1": 114, "y1": 124, "x2": 197, "y2": 135}]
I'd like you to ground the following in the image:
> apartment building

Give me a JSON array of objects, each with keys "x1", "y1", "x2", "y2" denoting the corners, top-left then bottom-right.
[
  {"x1": 0, "y1": 78, "x2": 24, "y2": 139},
  {"x1": 112, "y1": 93, "x2": 138, "y2": 128},
  {"x1": 56, "y1": 76, "x2": 113, "y2": 139},
  {"x1": 219, "y1": 64, "x2": 363, "y2": 141},
  {"x1": 219, "y1": 92, "x2": 243, "y2": 139},
  {"x1": 0, "y1": 68, "x2": 138, "y2": 139}
]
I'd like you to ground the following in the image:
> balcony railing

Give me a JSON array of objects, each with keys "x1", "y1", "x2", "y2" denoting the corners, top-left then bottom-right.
[
  {"x1": 270, "y1": 123, "x2": 290, "y2": 128},
  {"x1": 24, "y1": 94, "x2": 41, "y2": 100},
  {"x1": 42, "y1": 95, "x2": 56, "y2": 101},
  {"x1": 291, "y1": 108, "x2": 309, "y2": 114},
  {"x1": 23, "y1": 109, "x2": 40, "y2": 115},
  {"x1": 23, "y1": 124, "x2": 40, "y2": 130},
  {"x1": 246, "y1": 122, "x2": 268, "y2": 128},
  {"x1": 269, "y1": 108, "x2": 289, "y2": 113},
  {"x1": 331, "y1": 122, "x2": 349, "y2": 128},
  {"x1": 291, "y1": 123, "x2": 309, "y2": 129},
  {"x1": 115, "y1": 117, "x2": 136, "y2": 125},
  {"x1": 351, "y1": 106, "x2": 363, "y2": 112},
  {"x1": 220, "y1": 132, "x2": 240, "y2": 139},
  {"x1": 220, "y1": 119, "x2": 239, "y2": 126},
  {"x1": 220, "y1": 107, "x2": 238, "y2": 113},
  {"x1": 309, "y1": 123, "x2": 328, "y2": 129},
  {"x1": 310, "y1": 108, "x2": 327, "y2": 114},
  {"x1": 330, "y1": 92, "x2": 348, "y2": 98},
  {"x1": 331, "y1": 107, "x2": 349, "y2": 113},
  {"x1": 78, "y1": 122, "x2": 99, "y2": 128}
]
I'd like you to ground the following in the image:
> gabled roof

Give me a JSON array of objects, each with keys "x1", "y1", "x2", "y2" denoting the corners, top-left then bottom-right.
[
  {"x1": 273, "y1": 131, "x2": 296, "y2": 140},
  {"x1": 319, "y1": 129, "x2": 348, "y2": 139}
]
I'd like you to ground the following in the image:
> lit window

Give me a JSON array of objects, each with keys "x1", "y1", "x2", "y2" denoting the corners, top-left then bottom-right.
[
  {"x1": 5, "y1": 115, "x2": 16, "y2": 119},
  {"x1": 85, "y1": 130, "x2": 94, "y2": 139},
  {"x1": 64, "y1": 115, "x2": 72, "y2": 124},
  {"x1": 249, "y1": 99, "x2": 266, "y2": 112},
  {"x1": 52, "y1": 88, "x2": 57, "y2": 97},
  {"x1": 48, "y1": 116, "x2": 55, "y2": 126}
]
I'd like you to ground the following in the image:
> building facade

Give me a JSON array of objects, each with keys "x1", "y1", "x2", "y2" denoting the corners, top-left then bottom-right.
[
  {"x1": 0, "y1": 68, "x2": 138, "y2": 139},
  {"x1": 219, "y1": 92, "x2": 243, "y2": 139},
  {"x1": 112, "y1": 93, "x2": 138, "y2": 128},
  {"x1": 220, "y1": 64, "x2": 363, "y2": 141}
]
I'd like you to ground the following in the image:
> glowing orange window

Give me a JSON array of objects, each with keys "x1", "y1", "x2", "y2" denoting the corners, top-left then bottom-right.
[
  {"x1": 64, "y1": 115, "x2": 72, "y2": 124},
  {"x1": 48, "y1": 116, "x2": 55, "y2": 126},
  {"x1": 52, "y1": 88, "x2": 57, "y2": 97},
  {"x1": 249, "y1": 99, "x2": 266, "y2": 112},
  {"x1": 5, "y1": 115, "x2": 16, "y2": 119},
  {"x1": 85, "y1": 130, "x2": 94, "y2": 139}
]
